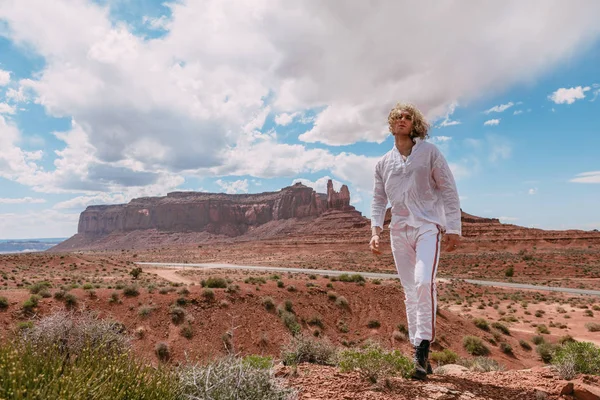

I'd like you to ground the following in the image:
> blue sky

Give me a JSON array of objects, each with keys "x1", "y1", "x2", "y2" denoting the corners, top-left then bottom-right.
[{"x1": 1, "y1": 0, "x2": 599, "y2": 239}]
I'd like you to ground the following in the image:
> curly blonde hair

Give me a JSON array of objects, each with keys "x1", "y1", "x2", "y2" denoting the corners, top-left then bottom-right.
[{"x1": 388, "y1": 102, "x2": 430, "y2": 140}]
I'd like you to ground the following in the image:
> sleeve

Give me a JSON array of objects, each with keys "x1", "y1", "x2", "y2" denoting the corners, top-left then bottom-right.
[
  {"x1": 431, "y1": 147, "x2": 462, "y2": 235},
  {"x1": 371, "y1": 162, "x2": 388, "y2": 230}
]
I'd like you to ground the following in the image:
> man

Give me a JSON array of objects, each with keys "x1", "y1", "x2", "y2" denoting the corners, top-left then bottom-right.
[{"x1": 370, "y1": 102, "x2": 461, "y2": 380}]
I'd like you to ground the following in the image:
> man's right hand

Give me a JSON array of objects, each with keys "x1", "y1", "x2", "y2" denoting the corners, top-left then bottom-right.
[{"x1": 369, "y1": 234, "x2": 381, "y2": 255}]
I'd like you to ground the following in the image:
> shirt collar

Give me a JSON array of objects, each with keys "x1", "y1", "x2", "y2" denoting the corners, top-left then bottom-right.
[{"x1": 392, "y1": 137, "x2": 423, "y2": 153}]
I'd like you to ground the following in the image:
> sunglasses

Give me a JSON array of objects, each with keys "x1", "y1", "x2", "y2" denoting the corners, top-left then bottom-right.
[{"x1": 395, "y1": 113, "x2": 413, "y2": 121}]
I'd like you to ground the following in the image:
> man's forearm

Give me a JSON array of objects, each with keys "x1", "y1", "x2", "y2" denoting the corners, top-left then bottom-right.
[{"x1": 371, "y1": 226, "x2": 382, "y2": 236}]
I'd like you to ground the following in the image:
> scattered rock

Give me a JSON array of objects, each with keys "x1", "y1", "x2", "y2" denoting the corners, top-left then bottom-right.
[
  {"x1": 436, "y1": 364, "x2": 469, "y2": 376},
  {"x1": 573, "y1": 382, "x2": 600, "y2": 400},
  {"x1": 560, "y1": 382, "x2": 575, "y2": 396}
]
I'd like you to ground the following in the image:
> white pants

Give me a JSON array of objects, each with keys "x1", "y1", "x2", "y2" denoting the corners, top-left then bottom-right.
[{"x1": 390, "y1": 223, "x2": 442, "y2": 347}]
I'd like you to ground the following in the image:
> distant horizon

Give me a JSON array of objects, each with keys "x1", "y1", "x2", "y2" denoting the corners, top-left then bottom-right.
[{"x1": 0, "y1": 237, "x2": 68, "y2": 242}]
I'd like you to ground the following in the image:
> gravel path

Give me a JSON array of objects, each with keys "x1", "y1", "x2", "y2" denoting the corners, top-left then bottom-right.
[{"x1": 136, "y1": 262, "x2": 600, "y2": 297}]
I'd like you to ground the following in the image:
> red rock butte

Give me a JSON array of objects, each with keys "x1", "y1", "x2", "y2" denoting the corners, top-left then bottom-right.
[{"x1": 52, "y1": 181, "x2": 600, "y2": 251}]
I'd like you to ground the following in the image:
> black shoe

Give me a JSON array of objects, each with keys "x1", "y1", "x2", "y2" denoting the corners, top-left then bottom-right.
[
  {"x1": 412, "y1": 363, "x2": 428, "y2": 380},
  {"x1": 411, "y1": 340, "x2": 431, "y2": 380}
]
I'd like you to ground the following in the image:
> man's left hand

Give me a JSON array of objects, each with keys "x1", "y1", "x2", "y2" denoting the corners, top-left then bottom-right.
[{"x1": 443, "y1": 234, "x2": 461, "y2": 252}]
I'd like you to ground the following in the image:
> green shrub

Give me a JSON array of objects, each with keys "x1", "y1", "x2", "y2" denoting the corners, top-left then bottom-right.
[
  {"x1": 430, "y1": 349, "x2": 459, "y2": 366},
  {"x1": 536, "y1": 324, "x2": 550, "y2": 334},
  {"x1": 338, "y1": 274, "x2": 365, "y2": 283},
  {"x1": 279, "y1": 311, "x2": 301, "y2": 335},
  {"x1": 327, "y1": 291, "x2": 337, "y2": 300},
  {"x1": 0, "y1": 342, "x2": 179, "y2": 400},
  {"x1": 129, "y1": 267, "x2": 143, "y2": 279},
  {"x1": 558, "y1": 335, "x2": 576, "y2": 345},
  {"x1": 338, "y1": 342, "x2": 413, "y2": 383},
  {"x1": 281, "y1": 334, "x2": 337, "y2": 366},
  {"x1": 499, "y1": 342, "x2": 512, "y2": 354},
  {"x1": 552, "y1": 341, "x2": 600, "y2": 378},
  {"x1": 180, "y1": 324, "x2": 194, "y2": 339},
  {"x1": 491, "y1": 322, "x2": 510, "y2": 335},
  {"x1": 532, "y1": 335, "x2": 545, "y2": 345},
  {"x1": 307, "y1": 316, "x2": 324, "y2": 329},
  {"x1": 64, "y1": 293, "x2": 78, "y2": 308},
  {"x1": 170, "y1": 306, "x2": 186, "y2": 324},
  {"x1": 244, "y1": 277, "x2": 267, "y2": 285},
  {"x1": 0, "y1": 297, "x2": 8, "y2": 310},
  {"x1": 536, "y1": 342, "x2": 556, "y2": 363},
  {"x1": 276, "y1": 280, "x2": 285, "y2": 288},
  {"x1": 458, "y1": 357, "x2": 504, "y2": 372},
  {"x1": 22, "y1": 295, "x2": 41, "y2": 314},
  {"x1": 179, "y1": 356, "x2": 296, "y2": 400},
  {"x1": 29, "y1": 281, "x2": 51, "y2": 295},
  {"x1": 123, "y1": 285, "x2": 140, "y2": 297},
  {"x1": 463, "y1": 335, "x2": 490, "y2": 356},
  {"x1": 262, "y1": 297, "x2": 275, "y2": 311},
  {"x1": 519, "y1": 339, "x2": 532, "y2": 350},
  {"x1": 473, "y1": 318, "x2": 489, "y2": 331},
  {"x1": 138, "y1": 306, "x2": 154, "y2": 318},
  {"x1": 242, "y1": 355, "x2": 273, "y2": 370},
  {"x1": 19, "y1": 312, "x2": 129, "y2": 356},
  {"x1": 586, "y1": 322, "x2": 600, "y2": 332},
  {"x1": 54, "y1": 290, "x2": 67, "y2": 301},
  {"x1": 367, "y1": 320, "x2": 381, "y2": 329},
  {"x1": 202, "y1": 277, "x2": 227, "y2": 289},
  {"x1": 155, "y1": 342, "x2": 171, "y2": 362},
  {"x1": 202, "y1": 288, "x2": 215, "y2": 301},
  {"x1": 335, "y1": 296, "x2": 349, "y2": 308},
  {"x1": 505, "y1": 267, "x2": 514, "y2": 277},
  {"x1": 283, "y1": 300, "x2": 294, "y2": 313}
]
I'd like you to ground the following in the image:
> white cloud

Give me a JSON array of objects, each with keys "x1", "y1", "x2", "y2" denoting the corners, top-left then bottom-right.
[
  {"x1": 275, "y1": 112, "x2": 300, "y2": 126},
  {"x1": 513, "y1": 110, "x2": 523, "y2": 115},
  {"x1": 548, "y1": 86, "x2": 591, "y2": 104},
  {"x1": 292, "y1": 176, "x2": 343, "y2": 194},
  {"x1": 528, "y1": 188, "x2": 538, "y2": 195},
  {"x1": 499, "y1": 216, "x2": 519, "y2": 222},
  {"x1": 484, "y1": 102, "x2": 514, "y2": 114},
  {"x1": 590, "y1": 84, "x2": 600, "y2": 102},
  {"x1": 5, "y1": 85, "x2": 29, "y2": 103},
  {"x1": 0, "y1": 115, "x2": 46, "y2": 186},
  {"x1": 142, "y1": 15, "x2": 171, "y2": 31},
  {"x1": 437, "y1": 102, "x2": 461, "y2": 127},
  {"x1": 298, "y1": 104, "x2": 389, "y2": 145},
  {"x1": 569, "y1": 171, "x2": 600, "y2": 184},
  {"x1": 1, "y1": 0, "x2": 597, "y2": 156},
  {"x1": 0, "y1": 102, "x2": 16, "y2": 114},
  {"x1": 430, "y1": 136, "x2": 452, "y2": 143},
  {"x1": 484, "y1": 119, "x2": 500, "y2": 126},
  {"x1": 0, "y1": 197, "x2": 46, "y2": 204},
  {"x1": 0, "y1": 210, "x2": 79, "y2": 239},
  {"x1": 0, "y1": 69, "x2": 10, "y2": 86},
  {"x1": 215, "y1": 179, "x2": 249, "y2": 194},
  {"x1": 53, "y1": 193, "x2": 127, "y2": 210}
]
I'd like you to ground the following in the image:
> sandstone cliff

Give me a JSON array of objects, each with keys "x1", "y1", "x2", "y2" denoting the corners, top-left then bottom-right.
[{"x1": 56, "y1": 181, "x2": 356, "y2": 249}]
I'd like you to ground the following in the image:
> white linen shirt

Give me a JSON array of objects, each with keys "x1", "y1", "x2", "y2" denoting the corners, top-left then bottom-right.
[{"x1": 371, "y1": 139, "x2": 462, "y2": 235}]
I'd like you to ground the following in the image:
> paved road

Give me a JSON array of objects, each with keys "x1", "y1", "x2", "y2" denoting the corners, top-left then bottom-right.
[{"x1": 136, "y1": 262, "x2": 600, "y2": 297}]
